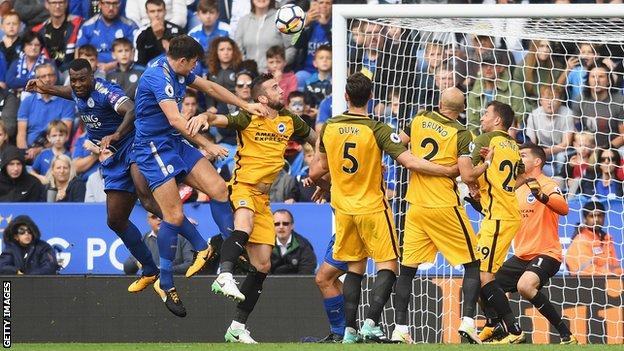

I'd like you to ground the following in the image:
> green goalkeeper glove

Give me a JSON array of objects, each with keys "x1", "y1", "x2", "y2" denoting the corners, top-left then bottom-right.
[{"x1": 526, "y1": 178, "x2": 549, "y2": 204}]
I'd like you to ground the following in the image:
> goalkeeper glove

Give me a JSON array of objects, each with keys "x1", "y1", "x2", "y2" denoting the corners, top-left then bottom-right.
[{"x1": 526, "y1": 178, "x2": 549, "y2": 204}]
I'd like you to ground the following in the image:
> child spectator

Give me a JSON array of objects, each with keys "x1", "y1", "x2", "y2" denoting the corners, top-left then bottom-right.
[
  {"x1": 76, "y1": 44, "x2": 106, "y2": 79},
  {"x1": 287, "y1": 91, "x2": 315, "y2": 128},
  {"x1": 6, "y1": 32, "x2": 52, "y2": 91},
  {"x1": 181, "y1": 90, "x2": 201, "y2": 119},
  {"x1": 0, "y1": 215, "x2": 58, "y2": 275},
  {"x1": 106, "y1": 38, "x2": 145, "y2": 100},
  {"x1": 561, "y1": 132, "x2": 597, "y2": 196},
  {"x1": 134, "y1": 0, "x2": 183, "y2": 66},
  {"x1": 303, "y1": 44, "x2": 331, "y2": 108},
  {"x1": 44, "y1": 154, "x2": 86, "y2": 202},
  {"x1": 0, "y1": 10, "x2": 22, "y2": 65},
  {"x1": 188, "y1": 0, "x2": 230, "y2": 51},
  {"x1": 205, "y1": 36, "x2": 242, "y2": 114},
  {"x1": 294, "y1": 0, "x2": 331, "y2": 88},
  {"x1": 295, "y1": 142, "x2": 328, "y2": 203},
  {"x1": 266, "y1": 45, "x2": 297, "y2": 105},
  {"x1": 30, "y1": 121, "x2": 71, "y2": 184}
]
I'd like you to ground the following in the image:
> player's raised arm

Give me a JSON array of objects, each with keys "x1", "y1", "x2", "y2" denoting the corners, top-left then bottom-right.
[
  {"x1": 396, "y1": 151, "x2": 459, "y2": 177},
  {"x1": 25, "y1": 79, "x2": 73, "y2": 100},
  {"x1": 189, "y1": 76, "x2": 269, "y2": 116}
]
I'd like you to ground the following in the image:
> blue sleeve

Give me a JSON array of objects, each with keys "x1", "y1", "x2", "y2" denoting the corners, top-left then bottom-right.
[
  {"x1": 76, "y1": 22, "x2": 90, "y2": 48},
  {"x1": 60, "y1": 100, "x2": 76, "y2": 121},
  {"x1": 69, "y1": 0, "x2": 82, "y2": 17},
  {"x1": 72, "y1": 136, "x2": 89, "y2": 158},
  {"x1": 32, "y1": 152, "x2": 44, "y2": 174},
  {"x1": 105, "y1": 83, "x2": 130, "y2": 111},
  {"x1": 144, "y1": 71, "x2": 175, "y2": 103},
  {"x1": 0, "y1": 51, "x2": 6, "y2": 82},
  {"x1": 6, "y1": 60, "x2": 20, "y2": 89},
  {"x1": 317, "y1": 96, "x2": 331, "y2": 124},
  {"x1": 17, "y1": 96, "x2": 30, "y2": 121}
]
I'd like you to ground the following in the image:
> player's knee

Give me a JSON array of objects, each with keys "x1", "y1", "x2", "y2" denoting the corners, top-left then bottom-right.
[
  {"x1": 517, "y1": 278, "x2": 538, "y2": 299},
  {"x1": 164, "y1": 212, "x2": 185, "y2": 226},
  {"x1": 315, "y1": 269, "x2": 332, "y2": 289},
  {"x1": 210, "y1": 179, "x2": 228, "y2": 202},
  {"x1": 107, "y1": 217, "x2": 128, "y2": 233},
  {"x1": 254, "y1": 260, "x2": 271, "y2": 273}
]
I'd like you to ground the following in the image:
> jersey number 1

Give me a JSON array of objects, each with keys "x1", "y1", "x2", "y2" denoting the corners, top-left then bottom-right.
[{"x1": 343, "y1": 142, "x2": 359, "y2": 174}]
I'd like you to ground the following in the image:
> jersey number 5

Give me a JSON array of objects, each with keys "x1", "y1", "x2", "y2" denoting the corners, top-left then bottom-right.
[
  {"x1": 342, "y1": 142, "x2": 359, "y2": 174},
  {"x1": 499, "y1": 160, "x2": 520, "y2": 192}
]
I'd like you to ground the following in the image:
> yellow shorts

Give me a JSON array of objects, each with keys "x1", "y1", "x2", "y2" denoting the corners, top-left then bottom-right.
[
  {"x1": 333, "y1": 208, "x2": 399, "y2": 263},
  {"x1": 477, "y1": 219, "x2": 521, "y2": 273},
  {"x1": 228, "y1": 182, "x2": 275, "y2": 246},
  {"x1": 402, "y1": 204, "x2": 479, "y2": 267}
]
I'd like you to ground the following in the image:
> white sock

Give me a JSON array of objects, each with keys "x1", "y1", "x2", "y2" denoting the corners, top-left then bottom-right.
[
  {"x1": 220, "y1": 272, "x2": 233, "y2": 280},
  {"x1": 230, "y1": 320, "x2": 245, "y2": 330},
  {"x1": 395, "y1": 324, "x2": 409, "y2": 334},
  {"x1": 345, "y1": 327, "x2": 357, "y2": 334},
  {"x1": 462, "y1": 316, "x2": 475, "y2": 327},
  {"x1": 364, "y1": 318, "x2": 375, "y2": 327}
]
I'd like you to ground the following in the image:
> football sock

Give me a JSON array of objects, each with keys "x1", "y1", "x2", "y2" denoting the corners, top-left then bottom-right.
[
  {"x1": 209, "y1": 199, "x2": 234, "y2": 239},
  {"x1": 480, "y1": 290, "x2": 501, "y2": 327},
  {"x1": 529, "y1": 292, "x2": 571, "y2": 337},
  {"x1": 395, "y1": 265, "x2": 417, "y2": 325},
  {"x1": 180, "y1": 216, "x2": 208, "y2": 251},
  {"x1": 343, "y1": 272, "x2": 364, "y2": 329},
  {"x1": 157, "y1": 221, "x2": 179, "y2": 290},
  {"x1": 234, "y1": 271, "x2": 268, "y2": 324},
  {"x1": 367, "y1": 269, "x2": 396, "y2": 325},
  {"x1": 220, "y1": 230, "x2": 249, "y2": 273},
  {"x1": 323, "y1": 294, "x2": 346, "y2": 336},
  {"x1": 461, "y1": 260, "x2": 481, "y2": 319},
  {"x1": 116, "y1": 221, "x2": 158, "y2": 276},
  {"x1": 482, "y1": 280, "x2": 521, "y2": 335}
]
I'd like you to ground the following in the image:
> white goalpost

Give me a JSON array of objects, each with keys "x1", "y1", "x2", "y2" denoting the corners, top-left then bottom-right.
[{"x1": 331, "y1": 4, "x2": 624, "y2": 344}]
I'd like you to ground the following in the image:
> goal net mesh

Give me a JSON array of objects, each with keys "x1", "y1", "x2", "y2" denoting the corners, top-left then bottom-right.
[{"x1": 345, "y1": 17, "x2": 624, "y2": 344}]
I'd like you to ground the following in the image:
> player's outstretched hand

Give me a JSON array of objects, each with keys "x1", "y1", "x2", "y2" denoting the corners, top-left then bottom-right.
[
  {"x1": 100, "y1": 132, "x2": 120, "y2": 152},
  {"x1": 245, "y1": 103, "x2": 269, "y2": 116},
  {"x1": 186, "y1": 113, "x2": 210, "y2": 137},
  {"x1": 526, "y1": 178, "x2": 548, "y2": 203},
  {"x1": 204, "y1": 143, "x2": 229, "y2": 160}
]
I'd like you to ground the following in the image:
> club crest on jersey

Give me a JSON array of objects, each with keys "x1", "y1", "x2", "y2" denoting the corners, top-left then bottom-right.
[
  {"x1": 167, "y1": 164, "x2": 174, "y2": 174},
  {"x1": 165, "y1": 84, "x2": 174, "y2": 97},
  {"x1": 277, "y1": 123, "x2": 286, "y2": 134},
  {"x1": 390, "y1": 132, "x2": 401, "y2": 143},
  {"x1": 115, "y1": 29, "x2": 123, "y2": 38},
  {"x1": 87, "y1": 97, "x2": 95, "y2": 108},
  {"x1": 469, "y1": 142, "x2": 475, "y2": 152},
  {"x1": 129, "y1": 74, "x2": 138, "y2": 83},
  {"x1": 239, "y1": 200, "x2": 247, "y2": 207},
  {"x1": 527, "y1": 193, "x2": 536, "y2": 204},
  {"x1": 178, "y1": 77, "x2": 184, "y2": 84}
]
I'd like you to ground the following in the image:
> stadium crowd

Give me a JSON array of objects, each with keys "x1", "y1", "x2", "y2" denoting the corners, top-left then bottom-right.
[{"x1": 0, "y1": 0, "x2": 621, "y2": 276}]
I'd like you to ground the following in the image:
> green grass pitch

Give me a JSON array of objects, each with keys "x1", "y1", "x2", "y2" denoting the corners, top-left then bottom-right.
[{"x1": 8, "y1": 344, "x2": 619, "y2": 351}]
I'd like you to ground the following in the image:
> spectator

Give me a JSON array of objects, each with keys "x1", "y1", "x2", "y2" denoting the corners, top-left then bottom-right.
[
  {"x1": 32, "y1": 0, "x2": 84, "y2": 73},
  {"x1": 181, "y1": 90, "x2": 200, "y2": 119},
  {"x1": 235, "y1": 0, "x2": 294, "y2": 73},
  {"x1": 0, "y1": 120, "x2": 8, "y2": 156},
  {"x1": 287, "y1": 91, "x2": 314, "y2": 127},
  {"x1": 6, "y1": 31, "x2": 52, "y2": 91},
  {"x1": 295, "y1": 142, "x2": 327, "y2": 202},
  {"x1": 84, "y1": 167, "x2": 106, "y2": 202},
  {"x1": 566, "y1": 201, "x2": 622, "y2": 276},
  {"x1": 70, "y1": 0, "x2": 126, "y2": 19},
  {"x1": 294, "y1": 0, "x2": 331, "y2": 87},
  {"x1": 303, "y1": 44, "x2": 331, "y2": 108},
  {"x1": 561, "y1": 131, "x2": 597, "y2": 196},
  {"x1": 72, "y1": 125, "x2": 100, "y2": 182},
  {"x1": 0, "y1": 215, "x2": 58, "y2": 275},
  {"x1": 123, "y1": 212, "x2": 194, "y2": 275},
  {"x1": 43, "y1": 154, "x2": 86, "y2": 202},
  {"x1": 463, "y1": 34, "x2": 512, "y2": 91},
  {"x1": 524, "y1": 85, "x2": 575, "y2": 176},
  {"x1": 315, "y1": 94, "x2": 331, "y2": 132},
  {"x1": 106, "y1": 38, "x2": 145, "y2": 100},
  {"x1": 126, "y1": 0, "x2": 186, "y2": 28},
  {"x1": 0, "y1": 145, "x2": 45, "y2": 202},
  {"x1": 135, "y1": 0, "x2": 183, "y2": 66},
  {"x1": 567, "y1": 42, "x2": 598, "y2": 102},
  {"x1": 594, "y1": 148, "x2": 624, "y2": 199},
  {"x1": 17, "y1": 64, "x2": 74, "y2": 161},
  {"x1": 188, "y1": 0, "x2": 230, "y2": 52},
  {"x1": 205, "y1": 36, "x2": 242, "y2": 114},
  {"x1": 13, "y1": 0, "x2": 48, "y2": 28},
  {"x1": 466, "y1": 51, "x2": 525, "y2": 135},
  {"x1": 270, "y1": 167, "x2": 298, "y2": 203},
  {"x1": 77, "y1": 0, "x2": 138, "y2": 70},
  {"x1": 0, "y1": 10, "x2": 22, "y2": 65},
  {"x1": 75, "y1": 44, "x2": 106, "y2": 79},
  {"x1": 413, "y1": 41, "x2": 445, "y2": 111},
  {"x1": 0, "y1": 86, "x2": 19, "y2": 142},
  {"x1": 30, "y1": 120, "x2": 71, "y2": 183},
  {"x1": 573, "y1": 64, "x2": 624, "y2": 150},
  {"x1": 266, "y1": 45, "x2": 297, "y2": 105},
  {"x1": 270, "y1": 209, "x2": 317, "y2": 274}
]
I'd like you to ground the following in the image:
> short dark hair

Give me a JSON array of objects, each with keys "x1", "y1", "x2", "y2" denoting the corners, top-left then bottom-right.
[
  {"x1": 487, "y1": 100, "x2": 515, "y2": 130},
  {"x1": 346, "y1": 72, "x2": 372, "y2": 108},
  {"x1": 112, "y1": 37, "x2": 133, "y2": 51},
  {"x1": 69, "y1": 58, "x2": 93, "y2": 73},
  {"x1": 197, "y1": 0, "x2": 218, "y2": 13},
  {"x1": 22, "y1": 31, "x2": 42, "y2": 45},
  {"x1": 288, "y1": 91, "x2": 304, "y2": 103},
  {"x1": 520, "y1": 143, "x2": 546, "y2": 168},
  {"x1": 251, "y1": 73, "x2": 274, "y2": 102},
  {"x1": 266, "y1": 45, "x2": 285, "y2": 60},
  {"x1": 582, "y1": 201, "x2": 605, "y2": 219},
  {"x1": 315, "y1": 44, "x2": 332, "y2": 57},
  {"x1": 273, "y1": 209, "x2": 294, "y2": 223},
  {"x1": 145, "y1": 0, "x2": 165, "y2": 9},
  {"x1": 168, "y1": 35, "x2": 204, "y2": 60},
  {"x1": 77, "y1": 44, "x2": 98, "y2": 58}
]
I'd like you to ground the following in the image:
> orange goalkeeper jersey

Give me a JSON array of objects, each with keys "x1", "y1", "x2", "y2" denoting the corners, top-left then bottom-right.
[{"x1": 513, "y1": 173, "x2": 566, "y2": 262}]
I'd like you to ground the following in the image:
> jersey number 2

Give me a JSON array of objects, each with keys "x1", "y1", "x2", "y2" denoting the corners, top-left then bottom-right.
[
  {"x1": 421, "y1": 138, "x2": 439, "y2": 160},
  {"x1": 343, "y1": 142, "x2": 359, "y2": 174},
  {"x1": 499, "y1": 160, "x2": 520, "y2": 192}
]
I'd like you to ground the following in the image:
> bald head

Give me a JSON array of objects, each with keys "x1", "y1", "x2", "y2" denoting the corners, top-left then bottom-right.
[{"x1": 439, "y1": 87, "x2": 465, "y2": 117}]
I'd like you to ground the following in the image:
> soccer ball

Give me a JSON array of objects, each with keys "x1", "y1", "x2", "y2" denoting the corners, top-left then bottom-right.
[{"x1": 275, "y1": 4, "x2": 306, "y2": 35}]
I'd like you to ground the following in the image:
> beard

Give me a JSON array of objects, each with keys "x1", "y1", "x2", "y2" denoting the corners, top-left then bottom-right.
[{"x1": 267, "y1": 101, "x2": 284, "y2": 111}]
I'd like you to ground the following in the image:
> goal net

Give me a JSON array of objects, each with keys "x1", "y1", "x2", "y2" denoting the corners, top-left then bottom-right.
[{"x1": 333, "y1": 4, "x2": 624, "y2": 344}]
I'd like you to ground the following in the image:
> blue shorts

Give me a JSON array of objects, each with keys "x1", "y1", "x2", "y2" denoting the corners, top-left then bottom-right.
[
  {"x1": 324, "y1": 235, "x2": 348, "y2": 272},
  {"x1": 101, "y1": 137, "x2": 135, "y2": 193},
  {"x1": 133, "y1": 136, "x2": 204, "y2": 191}
]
